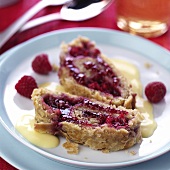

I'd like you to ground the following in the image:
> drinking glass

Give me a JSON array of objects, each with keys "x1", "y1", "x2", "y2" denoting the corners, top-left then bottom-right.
[{"x1": 115, "y1": 0, "x2": 170, "y2": 38}]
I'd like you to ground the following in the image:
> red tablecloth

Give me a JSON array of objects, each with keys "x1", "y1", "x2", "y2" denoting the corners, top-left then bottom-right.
[
  {"x1": 0, "y1": 0, "x2": 170, "y2": 55},
  {"x1": 0, "y1": 0, "x2": 170, "y2": 169}
]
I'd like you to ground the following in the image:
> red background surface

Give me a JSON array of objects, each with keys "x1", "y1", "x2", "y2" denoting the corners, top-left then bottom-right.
[{"x1": 0, "y1": 0, "x2": 170, "y2": 169}]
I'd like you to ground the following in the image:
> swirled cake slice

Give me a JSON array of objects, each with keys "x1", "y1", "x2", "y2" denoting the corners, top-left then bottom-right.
[
  {"x1": 32, "y1": 88, "x2": 143, "y2": 152},
  {"x1": 58, "y1": 36, "x2": 136, "y2": 109}
]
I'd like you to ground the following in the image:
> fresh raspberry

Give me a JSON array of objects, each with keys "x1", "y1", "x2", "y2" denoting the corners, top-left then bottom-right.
[
  {"x1": 145, "y1": 81, "x2": 166, "y2": 103},
  {"x1": 32, "y1": 54, "x2": 52, "y2": 74},
  {"x1": 15, "y1": 75, "x2": 38, "y2": 98}
]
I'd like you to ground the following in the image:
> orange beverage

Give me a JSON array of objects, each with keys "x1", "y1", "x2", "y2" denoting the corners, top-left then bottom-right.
[{"x1": 115, "y1": 0, "x2": 170, "y2": 38}]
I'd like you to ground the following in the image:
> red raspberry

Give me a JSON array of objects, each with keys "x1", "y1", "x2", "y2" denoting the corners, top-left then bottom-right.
[
  {"x1": 32, "y1": 54, "x2": 52, "y2": 74},
  {"x1": 15, "y1": 75, "x2": 38, "y2": 98},
  {"x1": 145, "y1": 81, "x2": 166, "y2": 103}
]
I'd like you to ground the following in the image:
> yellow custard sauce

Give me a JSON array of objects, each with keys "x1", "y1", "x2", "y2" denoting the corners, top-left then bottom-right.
[
  {"x1": 15, "y1": 114, "x2": 59, "y2": 148},
  {"x1": 15, "y1": 58, "x2": 157, "y2": 149},
  {"x1": 112, "y1": 59, "x2": 157, "y2": 138},
  {"x1": 15, "y1": 83, "x2": 66, "y2": 148}
]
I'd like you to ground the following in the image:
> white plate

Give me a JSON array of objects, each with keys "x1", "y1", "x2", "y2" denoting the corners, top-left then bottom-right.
[
  {"x1": 0, "y1": 28, "x2": 170, "y2": 169},
  {"x1": 1, "y1": 122, "x2": 170, "y2": 170}
]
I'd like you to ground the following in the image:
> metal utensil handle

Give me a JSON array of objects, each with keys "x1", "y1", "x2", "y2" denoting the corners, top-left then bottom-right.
[
  {"x1": 0, "y1": 1, "x2": 48, "y2": 47},
  {"x1": 0, "y1": 0, "x2": 71, "y2": 47},
  {"x1": 20, "y1": 13, "x2": 62, "y2": 32}
]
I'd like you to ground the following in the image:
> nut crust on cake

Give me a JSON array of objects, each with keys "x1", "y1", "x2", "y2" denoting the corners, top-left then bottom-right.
[
  {"x1": 32, "y1": 88, "x2": 143, "y2": 152},
  {"x1": 58, "y1": 36, "x2": 136, "y2": 109}
]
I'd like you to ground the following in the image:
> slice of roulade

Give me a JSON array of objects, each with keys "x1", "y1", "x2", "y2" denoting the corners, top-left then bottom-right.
[
  {"x1": 58, "y1": 36, "x2": 136, "y2": 109},
  {"x1": 32, "y1": 88, "x2": 143, "y2": 152}
]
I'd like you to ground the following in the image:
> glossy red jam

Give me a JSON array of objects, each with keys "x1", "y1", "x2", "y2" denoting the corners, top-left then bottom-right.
[
  {"x1": 43, "y1": 94, "x2": 129, "y2": 129},
  {"x1": 60, "y1": 41, "x2": 121, "y2": 96}
]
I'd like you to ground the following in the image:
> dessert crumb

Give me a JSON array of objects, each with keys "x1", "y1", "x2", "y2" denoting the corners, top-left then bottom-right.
[
  {"x1": 130, "y1": 150, "x2": 137, "y2": 155},
  {"x1": 63, "y1": 141, "x2": 79, "y2": 154},
  {"x1": 125, "y1": 150, "x2": 137, "y2": 156},
  {"x1": 52, "y1": 64, "x2": 59, "y2": 72},
  {"x1": 144, "y1": 62, "x2": 152, "y2": 69},
  {"x1": 102, "y1": 149, "x2": 110, "y2": 153}
]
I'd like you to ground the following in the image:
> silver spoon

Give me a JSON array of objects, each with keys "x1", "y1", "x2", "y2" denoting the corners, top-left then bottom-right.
[
  {"x1": 0, "y1": 0, "x2": 71, "y2": 47},
  {"x1": 21, "y1": 0, "x2": 113, "y2": 31}
]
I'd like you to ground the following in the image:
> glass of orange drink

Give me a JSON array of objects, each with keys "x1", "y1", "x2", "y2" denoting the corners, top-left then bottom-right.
[{"x1": 115, "y1": 0, "x2": 170, "y2": 38}]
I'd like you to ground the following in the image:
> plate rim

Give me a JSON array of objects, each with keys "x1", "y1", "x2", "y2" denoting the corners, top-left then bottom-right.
[
  {"x1": 0, "y1": 27, "x2": 170, "y2": 168},
  {"x1": 1, "y1": 121, "x2": 170, "y2": 170}
]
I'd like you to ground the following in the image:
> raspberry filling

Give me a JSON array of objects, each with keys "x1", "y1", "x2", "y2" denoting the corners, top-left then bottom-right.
[
  {"x1": 61, "y1": 41, "x2": 121, "y2": 96},
  {"x1": 43, "y1": 94, "x2": 130, "y2": 129}
]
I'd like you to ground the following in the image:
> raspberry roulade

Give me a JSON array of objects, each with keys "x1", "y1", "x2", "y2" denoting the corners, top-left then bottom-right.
[
  {"x1": 32, "y1": 88, "x2": 143, "y2": 152},
  {"x1": 58, "y1": 36, "x2": 136, "y2": 109}
]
